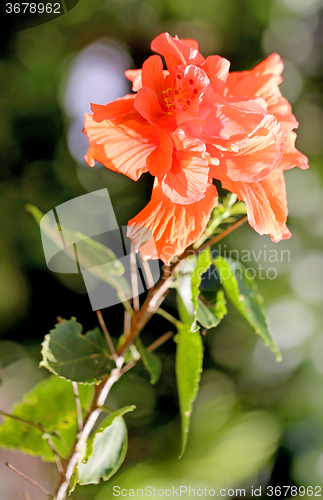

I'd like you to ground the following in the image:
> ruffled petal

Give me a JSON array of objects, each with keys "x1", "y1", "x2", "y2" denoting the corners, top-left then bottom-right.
[
  {"x1": 83, "y1": 113, "x2": 158, "y2": 180},
  {"x1": 267, "y1": 96, "x2": 298, "y2": 133},
  {"x1": 251, "y1": 53, "x2": 284, "y2": 77},
  {"x1": 225, "y1": 73, "x2": 283, "y2": 105},
  {"x1": 218, "y1": 170, "x2": 291, "y2": 243},
  {"x1": 202, "y1": 95, "x2": 266, "y2": 143},
  {"x1": 127, "y1": 180, "x2": 218, "y2": 265},
  {"x1": 211, "y1": 114, "x2": 285, "y2": 183},
  {"x1": 160, "y1": 132, "x2": 209, "y2": 204},
  {"x1": 179, "y1": 38, "x2": 199, "y2": 50},
  {"x1": 223, "y1": 54, "x2": 299, "y2": 135},
  {"x1": 146, "y1": 129, "x2": 173, "y2": 177},
  {"x1": 279, "y1": 131, "x2": 309, "y2": 171},
  {"x1": 201, "y1": 55, "x2": 230, "y2": 92},
  {"x1": 151, "y1": 32, "x2": 204, "y2": 74}
]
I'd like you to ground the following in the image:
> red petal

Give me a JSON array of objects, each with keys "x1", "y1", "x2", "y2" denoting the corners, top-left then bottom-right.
[
  {"x1": 160, "y1": 133, "x2": 209, "y2": 204},
  {"x1": 213, "y1": 114, "x2": 285, "y2": 183},
  {"x1": 125, "y1": 69, "x2": 142, "y2": 91},
  {"x1": 179, "y1": 38, "x2": 200, "y2": 50},
  {"x1": 203, "y1": 95, "x2": 266, "y2": 143},
  {"x1": 151, "y1": 32, "x2": 204, "y2": 74},
  {"x1": 134, "y1": 87, "x2": 174, "y2": 128},
  {"x1": 202, "y1": 55, "x2": 230, "y2": 92},
  {"x1": 147, "y1": 129, "x2": 173, "y2": 177},
  {"x1": 83, "y1": 113, "x2": 158, "y2": 180},
  {"x1": 91, "y1": 95, "x2": 136, "y2": 123},
  {"x1": 218, "y1": 170, "x2": 291, "y2": 242},
  {"x1": 268, "y1": 96, "x2": 298, "y2": 133},
  {"x1": 226, "y1": 73, "x2": 283, "y2": 105},
  {"x1": 141, "y1": 55, "x2": 165, "y2": 96},
  {"x1": 251, "y1": 53, "x2": 284, "y2": 77},
  {"x1": 127, "y1": 180, "x2": 218, "y2": 265},
  {"x1": 279, "y1": 131, "x2": 309, "y2": 171},
  {"x1": 223, "y1": 54, "x2": 299, "y2": 135}
]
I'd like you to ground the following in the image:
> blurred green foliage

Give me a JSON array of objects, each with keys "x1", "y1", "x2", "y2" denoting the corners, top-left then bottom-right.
[{"x1": 1, "y1": 0, "x2": 323, "y2": 498}]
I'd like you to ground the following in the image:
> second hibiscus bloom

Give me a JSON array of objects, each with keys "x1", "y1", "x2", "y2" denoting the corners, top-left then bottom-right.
[{"x1": 83, "y1": 32, "x2": 308, "y2": 265}]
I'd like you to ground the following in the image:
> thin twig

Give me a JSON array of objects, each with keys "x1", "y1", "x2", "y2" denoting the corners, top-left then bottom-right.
[
  {"x1": 130, "y1": 250, "x2": 139, "y2": 312},
  {"x1": 199, "y1": 214, "x2": 248, "y2": 252},
  {"x1": 119, "y1": 361, "x2": 136, "y2": 376},
  {"x1": 23, "y1": 492, "x2": 31, "y2": 500},
  {"x1": 72, "y1": 382, "x2": 83, "y2": 433},
  {"x1": 116, "y1": 270, "x2": 181, "y2": 357},
  {"x1": 156, "y1": 308, "x2": 181, "y2": 328},
  {"x1": 6, "y1": 463, "x2": 52, "y2": 497},
  {"x1": 0, "y1": 410, "x2": 44, "y2": 433},
  {"x1": 47, "y1": 438, "x2": 64, "y2": 474},
  {"x1": 124, "y1": 311, "x2": 131, "y2": 339},
  {"x1": 162, "y1": 264, "x2": 171, "y2": 280},
  {"x1": 96, "y1": 310, "x2": 116, "y2": 357},
  {"x1": 147, "y1": 331, "x2": 174, "y2": 352},
  {"x1": 141, "y1": 259, "x2": 155, "y2": 289}
]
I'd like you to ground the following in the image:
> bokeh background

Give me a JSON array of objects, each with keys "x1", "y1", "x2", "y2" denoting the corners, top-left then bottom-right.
[{"x1": 1, "y1": 0, "x2": 323, "y2": 498}]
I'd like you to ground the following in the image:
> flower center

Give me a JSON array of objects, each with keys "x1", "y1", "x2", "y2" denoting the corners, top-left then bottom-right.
[{"x1": 162, "y1": 74, "x2": 199, "y2": 113}]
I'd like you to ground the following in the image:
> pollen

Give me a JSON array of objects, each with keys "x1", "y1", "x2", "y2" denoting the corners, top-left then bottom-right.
[{"x1": 162, "y1": 76, "x2": 199, "y2": 111}]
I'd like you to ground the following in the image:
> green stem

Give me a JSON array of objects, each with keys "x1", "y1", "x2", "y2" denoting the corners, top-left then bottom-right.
[
  {"x1": 193, "y1": 215, "x2": 223, "y2": 248},
  {"x1": 156, "y1": 308, "x2": 182, "y2": 328},
  {"x1": 199, "y1": 215, "x2": 248, "y2": 252},
  {"x1": 0, "y1": 410, "x2": 44, "y2": 433},
  {"x1": 97, "y1": 405, "x2": 116, "y2": 413}
]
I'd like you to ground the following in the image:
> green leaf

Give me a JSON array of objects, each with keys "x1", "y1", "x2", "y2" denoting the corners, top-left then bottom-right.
[
  {"x1": 136, "y1": 340, "x2": 162, "y2": 385},
  {"x1": 40, "y1": 318, "x2": 115, "y2": 384},
  {"x1": 175, "y1": 325, "x2": 203, "y2": 457},
  {"x1": 0, "y1": 376, "x2": 94, "y2": 461},
  {"x1": 196, "y1": 289, "x2": 227, "y2": 329},
  {"x1": 191, "y1": 247, "x2": 212, "y2": 331},
  {"x1": 213, "y1": 256, "x2": 281, "y2": 361},
  {"x1": 83, "y1": 406, "x2": 135, "y2": 463},
  {"x1": 76, "y1": 406, "x2": 135, "y2": 485},
  {"x1": 26, "y1": 204, "x2": 132, "y2": 304},
  {"x1": 69, "y1": 465, "x2": 79, "y2": 495}
]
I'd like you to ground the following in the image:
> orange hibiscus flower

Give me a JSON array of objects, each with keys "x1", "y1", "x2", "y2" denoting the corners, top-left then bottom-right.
[{"x1": 83, "y1": 32, "x2": 308, "y2": 264}]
